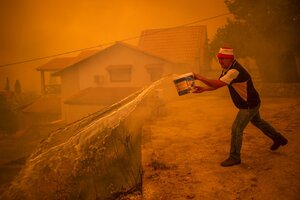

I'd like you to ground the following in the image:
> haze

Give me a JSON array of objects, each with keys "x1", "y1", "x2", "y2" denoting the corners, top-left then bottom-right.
[{"x1": 0, "y1": 0, "x2": 229, "y2": 92}]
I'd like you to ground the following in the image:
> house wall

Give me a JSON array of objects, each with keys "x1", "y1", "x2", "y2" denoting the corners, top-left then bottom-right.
[
  {"x1": 60, "y1": 67, "x2": 80, "y2": 121},
  {"x1": 61, "y1": 68, "x2": 80, "y2": 99}
]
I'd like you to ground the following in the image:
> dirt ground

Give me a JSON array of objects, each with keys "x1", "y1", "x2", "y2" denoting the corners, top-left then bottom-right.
[{"x1": 140, "y1": 90, "x2": 300, "y2": 200}]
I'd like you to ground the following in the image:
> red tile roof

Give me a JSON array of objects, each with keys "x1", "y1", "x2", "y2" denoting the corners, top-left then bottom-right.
[
  {"x1": 138, "y1": 26, "x2": 207, "y2": 63},
  {"x1": 36, "y1": 49, "x2": 100, "y2": 72},
  {"x1": 116, "y1": 42, "x2": 174, "y2": 63},
  {"x1": 53, "y1": 42, "x2": 174, "y2": 76},
  {"x1": 36, "y1": 57, "x2": 75, "y2": 71},
  {"x1": 64, "y1": 86, "x2": 141, "y2": 106}
]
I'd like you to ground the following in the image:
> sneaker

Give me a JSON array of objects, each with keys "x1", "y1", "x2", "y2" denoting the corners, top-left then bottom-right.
[
  {"x1": 220, "y1": 158, "x2": 241, "y2": 167},
  {"x1": 270, "y1": 136, "x2": 288, "y2": 151}
]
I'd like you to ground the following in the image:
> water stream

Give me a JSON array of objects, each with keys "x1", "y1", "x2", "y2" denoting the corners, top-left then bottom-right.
[{"x1": 1, "y1": 78, "x2": 166, "y2": 200}]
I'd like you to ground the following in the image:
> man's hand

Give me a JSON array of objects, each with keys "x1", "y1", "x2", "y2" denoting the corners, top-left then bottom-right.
[
  {"x1": 193, "y1": 72, "x2": 226, "y2": 89},
  {"x1": 192, "y1": 86, "x2": 206, "y2": 93},
  {"x1": 193, "y1": 72, "x2": 204, "y2": 81}
]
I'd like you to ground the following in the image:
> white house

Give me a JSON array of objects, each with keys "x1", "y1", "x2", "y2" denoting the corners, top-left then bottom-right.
[{"x1": 53, "y1": 42, "x2": 175, "y2": 123}]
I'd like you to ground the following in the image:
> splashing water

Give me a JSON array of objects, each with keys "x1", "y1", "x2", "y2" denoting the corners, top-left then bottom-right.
[{"x1": 1, "y1": 78, "x2": 167, "y2": 200}]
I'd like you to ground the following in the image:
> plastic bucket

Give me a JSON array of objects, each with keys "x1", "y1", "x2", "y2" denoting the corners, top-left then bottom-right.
[{"x1": 173, "y1": 72, "x2": 195, "y2": 96}]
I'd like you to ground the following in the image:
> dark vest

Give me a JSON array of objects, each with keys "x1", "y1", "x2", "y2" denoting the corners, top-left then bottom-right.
[{"x1": 219, "y1": 61, "x2": 260, "y2": 109}]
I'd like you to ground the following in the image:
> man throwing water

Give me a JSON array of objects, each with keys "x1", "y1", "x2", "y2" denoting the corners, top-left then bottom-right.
[{"x1": 193, "y1": 47, "x2": 288, "y2": 167}]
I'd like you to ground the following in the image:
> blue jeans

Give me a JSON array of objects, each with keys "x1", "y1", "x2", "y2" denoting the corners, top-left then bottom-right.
[{"x1": 230, "y1": 104, "x2": 283, "y2": 160}]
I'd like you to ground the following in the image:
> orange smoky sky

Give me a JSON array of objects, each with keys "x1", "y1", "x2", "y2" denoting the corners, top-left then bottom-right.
[{"x1": 0, "y1": 0, "x2": 230, "y2": 91}]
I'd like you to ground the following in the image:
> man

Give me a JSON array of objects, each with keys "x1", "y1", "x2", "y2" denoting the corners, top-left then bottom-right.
[{"x1": 193, "y1": 47, "x2": 288, "y2": 167}]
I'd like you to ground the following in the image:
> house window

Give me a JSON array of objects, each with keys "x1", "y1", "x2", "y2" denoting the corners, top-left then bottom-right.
[
  {"x1": 106, "y1": 65, "x2": 132, "y2": 82},
  {"x1": 145, "y1": 64, "x2": 164, "y2": 82}
]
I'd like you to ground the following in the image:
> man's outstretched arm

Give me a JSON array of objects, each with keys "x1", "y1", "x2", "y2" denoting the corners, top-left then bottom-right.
[
  {"x1": 192, "y1": 85, "x2": 217, "y2": 93},
  {"x1": 194, "y1": 73, "x2": 227, "y2": 89}
]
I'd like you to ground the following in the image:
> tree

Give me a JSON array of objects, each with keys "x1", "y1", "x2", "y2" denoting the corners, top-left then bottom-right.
[
  {"x1": 5, "y1": 77, "x2": 10, "y2": 91},
  {"x1": 0, "y1": 95, "x2": 19, "y2": 134},
  {"x1": 210, "y1": 0, "x2": 300, "y2": 82},
  {"x1": 14, "y1": 80, "x2": 22, "y2": 95}
]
